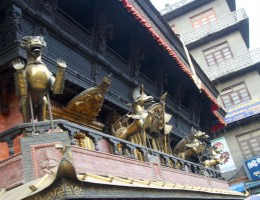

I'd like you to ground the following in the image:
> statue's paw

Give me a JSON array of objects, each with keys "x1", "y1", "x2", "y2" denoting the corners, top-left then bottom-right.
[
  {"x1": 56, "y1": 58, "x2": 67, "y2": 68},
  {"x1": 12, "y1": 58, "x2": 25, "y2": 70}
]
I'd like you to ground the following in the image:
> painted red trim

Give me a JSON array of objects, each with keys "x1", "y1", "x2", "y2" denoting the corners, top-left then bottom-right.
[{"x1": 119, "y1": 0, "x2": 225, "y2": 130}]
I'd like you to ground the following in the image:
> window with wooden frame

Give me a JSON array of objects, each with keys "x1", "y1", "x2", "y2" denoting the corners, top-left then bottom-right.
[
  {"x1": 220, "y1": 82, "x2": 251, "y2": 109},
  {"x1": 203, "y1": 42, "x2": 233, "y2": 67},
  {"x1": 190, "y1": 8, "x2": 217, "y2": 28},
  {"x1": 237, "y1": 130, "x2": 260, "y2": 159}
]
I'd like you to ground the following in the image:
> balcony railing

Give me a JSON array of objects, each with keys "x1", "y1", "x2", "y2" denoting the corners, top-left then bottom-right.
[
  {"x1": 181, "y1": 8, "x2": 247, "y2": 45},
  {"x1": 204, "y1": 47, "x2": 260, "y2": 80},
  {"x1": 0, "y1": 120, "x2": 223, "y2": 180},
  {"x1": 160, "y1": 0, "x2": 195, "y2": 15}
]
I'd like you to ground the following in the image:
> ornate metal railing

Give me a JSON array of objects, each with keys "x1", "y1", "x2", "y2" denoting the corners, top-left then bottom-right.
[
  {"x1": 204, "y1": 47, "x2": 260, "y2": 80},
  {"x1": 160, "y1": 0, "x2": 195, "y2": 15},
  {"x1": 0, "y1": 120, "x2": 223, "y2": 180},
  {"x1": 181, "y1": 8, "x2": 247, "y2": 45}
]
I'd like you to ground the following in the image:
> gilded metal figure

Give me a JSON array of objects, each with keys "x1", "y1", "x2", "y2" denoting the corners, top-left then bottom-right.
[
  {"x1": 111, "y1": 85, "x2": 153, "y2": 140},
  {"x1": 174, "y1": 130, "x2": 209, "y2": 160},
  {"x1": 202, "y1": 146, "x2": 229, "y2": 168},
  {"x1": 111, "y1": 85, "x2": 172, "y2": 153},
  {"x1": 50, "y1": 75, "x2": 111, "y2": 131},
  {"x1": 13, "y1": 36, "x2": 66, "y2": 122}
]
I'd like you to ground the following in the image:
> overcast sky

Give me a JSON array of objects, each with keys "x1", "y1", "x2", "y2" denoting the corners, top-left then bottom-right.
[{"x1": 150, "y1": 0, "x2": 260, "y2": 50}]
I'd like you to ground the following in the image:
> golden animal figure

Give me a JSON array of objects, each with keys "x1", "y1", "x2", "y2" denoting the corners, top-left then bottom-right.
[
  {"x1": 202, "y1": 146, "x2": 229, "y2": 168},
  {"x1": 111, "y1": 85, "x2": 172, "y2": 153},
  {"x1": 50, "y1": 75, "x2": 111, "y2": 131},
  {"x1": 173, "y1": 130, "x2": 209, "y2": 160},
  {"x1": 13, "y1": 36, "x2": 66, "y2": 122},
  {"x1": 111, "y1": 85, "x2": 154, "y2": 140}
]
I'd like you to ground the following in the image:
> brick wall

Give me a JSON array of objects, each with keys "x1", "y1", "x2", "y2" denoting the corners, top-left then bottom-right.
[
  {"x1": 0, "y1": 93, "x2": 23, "y2": 132},
  {"x1": 0, "y1": 154, "x2": 24, "y2": 189},
  {"x1": 0, "y1": 92, "x2": 24, "y2": 161},
  {"x1": 72, "y1": 146, "x2": 156, "y2": 180},
  {"x1": 72, "y1": 146, "x2": 230, "y2": 189}
]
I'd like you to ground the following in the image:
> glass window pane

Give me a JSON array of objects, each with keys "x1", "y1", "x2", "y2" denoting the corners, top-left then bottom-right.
[
  {"x1": 245, "y1": 154, "x2": 252, "y2": 159},
  {"x1": 223, "y1": 98, "x2": 231, "y2": 102},
  {"x1": 231, "y1": 92, "x2": 238, "y2": 97},
  {"x1": 242, "y1": 145, "x2": 249, "y2": 150},
  {"x1": 224, "y1": 103, "x2": 232, "y2": 108},
  {"x1": 242, "y1": 96, "x2": 250, "y2": 101},
  {"x1": 222, "y1": 95, "x2": 229, "y2": 100},
  {"x1": 240, "y1": 141, "x2": 248, "y2": 146},
  {"x1": 234, "y1": 99, "x2": 241, "y2": 104}
]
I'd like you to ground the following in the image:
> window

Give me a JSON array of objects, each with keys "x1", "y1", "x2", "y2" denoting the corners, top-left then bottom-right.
[
  {"x1": 237, "y1": 131, "x2": 260, "y2": 159},
  {"x1": 203, "y1": 42, "x2": 233, "y2": 67},
  {"x1": 190, "y1": 8, "x2": 217, "y2": 28},
  {"x1": 220, "y1": 82, "x2": 251, "y2": 108}
]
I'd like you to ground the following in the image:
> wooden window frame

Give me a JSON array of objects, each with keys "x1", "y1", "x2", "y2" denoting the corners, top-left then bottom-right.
[
  {"x1": 220, "y1": 82, "x2": 251, "y2": 109},
  {"x1": 203, "y1": 42, "x2": 233, "y2": 67},
  {"x1": 237, "y1": 130, "x2": 260, "y2": 159},
  {"x1": 190, "y1": 8, "x2": 217, "y2": 28}
]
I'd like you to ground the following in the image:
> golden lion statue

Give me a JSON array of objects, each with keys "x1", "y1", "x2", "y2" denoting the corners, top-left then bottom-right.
[{"x1": 13, "y1": 36, "x2": 66, "y2": 122}]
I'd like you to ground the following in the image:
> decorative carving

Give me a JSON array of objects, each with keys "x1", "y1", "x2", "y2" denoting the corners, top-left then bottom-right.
[
  {"x1": 0, "y1": 4, "x2": 22, "y2": 46},
  {"x1": 40, "y1": 149, "x2": 60, "y2": 175},
  {"x1": 51, "y1": 75, "x2": 111, "y2": 131},
  {"x1": 31, "y1": 144, "x2": 62, "y2": 178},
  {"x1": 39, "y1": 0, "x2": 58, "y2": 17},
  {"x1": 173, "y1": 130, "x2": 209, "y2": 160},
  {"x1": 12, "y1": 36, "x2": 66, "y2": 122},
  {"x1": 95, "y1": 14, "x2": 113, "y2": 54},
  {"x1": 129, "y1": 47, "x2": 145, "y2": 77},
  {"x1": 74, "y1": 133, "x2": 86, "y2": 148},
  {"x1": 28, "y1": 181, "x2": 84, "y2": 200},
  {"x1": 155, "y1": 69, "x2": 165, "y2": 96},
  {"x1": 174, "y1": 83, "x2": 184, "y2": 110}
]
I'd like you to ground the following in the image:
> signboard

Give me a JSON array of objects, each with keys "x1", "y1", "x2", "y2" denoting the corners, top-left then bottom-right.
[
  {"x1": 244, "y1": 156, "x2": 260, "y2": 181},
  {"x1": 229, "y1": 182, "x2": 245, "y2": 192},
  {"x1": 225, "y1": 98, "x2": 260, "y2": 124},
  {"x1": 211, "y1": 137, "x2": 236, "y2": 173}
]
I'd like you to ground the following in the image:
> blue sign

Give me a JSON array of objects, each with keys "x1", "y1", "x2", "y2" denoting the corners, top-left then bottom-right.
[
  {"x1": 225, "y1": 99, "x2": 260, "y2": 124},
  {"x1": 244, "y1": 156, "x2": 260, "y2": 181},
  {"x1": 229, "y1": 182, "x2": 245, "y2": 192}
]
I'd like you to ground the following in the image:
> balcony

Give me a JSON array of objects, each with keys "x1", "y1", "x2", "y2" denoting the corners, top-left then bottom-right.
[
  {"x1": 0, "y1": 120, "x2": 246, "y2": 199},
  {"x1": 204, "y1": 47, "x2": 260, "y2": 81},
  {"x1": 181, "y1": 8, "x2": 247, "y2": 45},
  {"x1": 0, "y1": 120, "x2": 226, "y2": 183}
]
